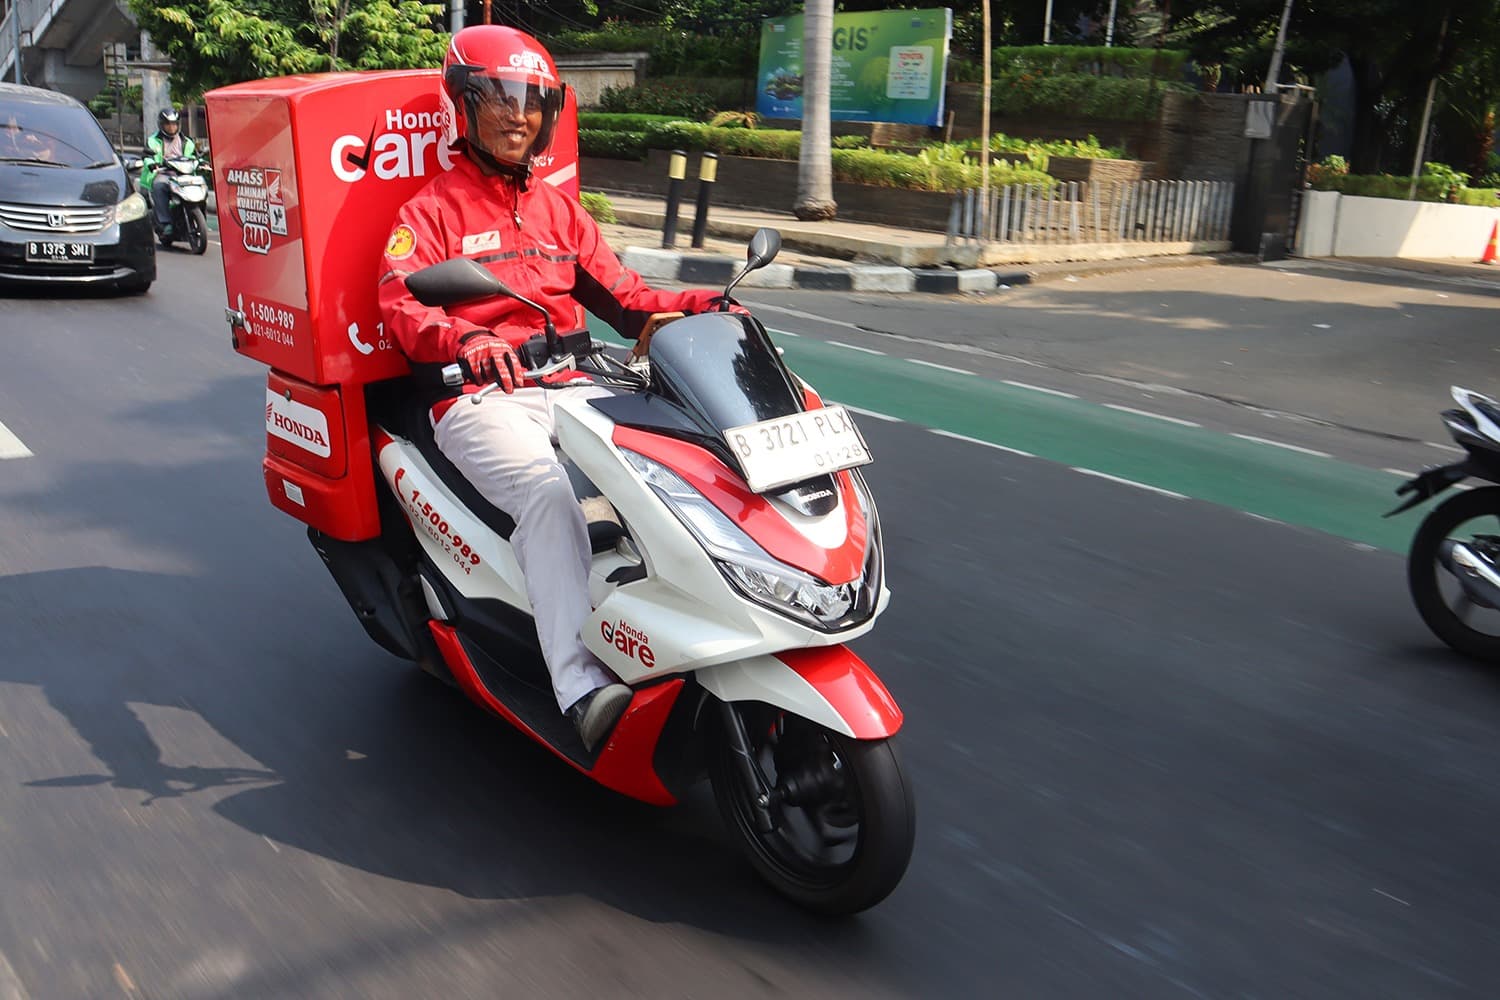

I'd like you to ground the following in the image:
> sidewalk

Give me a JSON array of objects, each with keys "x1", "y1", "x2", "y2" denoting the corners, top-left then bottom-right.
[{"x1": 594, "y1": 190, "x2": 1250, "y2": 295}]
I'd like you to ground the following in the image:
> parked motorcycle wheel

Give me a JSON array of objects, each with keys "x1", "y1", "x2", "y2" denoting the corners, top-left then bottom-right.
[
  {"x1": 708, "y1": 702, "x2": 914, "y2": 915},
  {"x1": 186, "y1": 207, "x2": 208, "y2": 256},
  {"x1": 1408, "y1": 485, "x2": 1500, "y2": 662}
]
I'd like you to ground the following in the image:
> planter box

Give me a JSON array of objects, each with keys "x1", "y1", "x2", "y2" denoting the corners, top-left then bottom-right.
[
  {"x1": 581, "y1": 149, "x2": 957, "y2": 233},
  {"x1": 1047, "y1": 156, "x2": 1155, "y2": 185}
]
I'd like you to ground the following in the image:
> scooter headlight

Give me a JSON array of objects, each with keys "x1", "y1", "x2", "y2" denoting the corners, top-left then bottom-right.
[
  {"x1": 114, "y1": 192, "x2": 148, "y2": 223},
  {"x1": 619, "y1": 447, "x2": 872, "y2": 630}
]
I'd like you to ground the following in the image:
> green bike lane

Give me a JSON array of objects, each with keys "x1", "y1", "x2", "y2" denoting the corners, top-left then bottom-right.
[{"x1": 589, "y1": 320, "x2": 1421, "y2": 554}]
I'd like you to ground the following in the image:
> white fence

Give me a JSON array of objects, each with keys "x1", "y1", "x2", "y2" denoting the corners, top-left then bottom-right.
[{"x1": 948, "y1": 180, "x2": 1235, "y2": 246}]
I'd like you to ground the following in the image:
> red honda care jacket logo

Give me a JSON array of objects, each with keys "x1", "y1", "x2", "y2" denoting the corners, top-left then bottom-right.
[{"x1": 601, "y1": 619, "x2": 655, "y2": 669}]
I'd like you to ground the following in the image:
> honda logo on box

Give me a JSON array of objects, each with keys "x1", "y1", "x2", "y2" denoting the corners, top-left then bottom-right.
[{"x1": 265, "y1": 388, "x2": 332, "y2": 458}]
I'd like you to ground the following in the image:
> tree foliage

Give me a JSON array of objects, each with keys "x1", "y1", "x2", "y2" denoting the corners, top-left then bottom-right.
[{"x1": 129, "y1": 0, "x2": 448, "y2": 100}]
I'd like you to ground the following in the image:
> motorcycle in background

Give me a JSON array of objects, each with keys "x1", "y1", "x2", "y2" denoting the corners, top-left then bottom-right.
[
  {"x1": 132, "y1": 155, "x2": 210, "y2": 255},
  {"x1": 1388, "y1": 386, "x2": 1500, "y2": 661}
]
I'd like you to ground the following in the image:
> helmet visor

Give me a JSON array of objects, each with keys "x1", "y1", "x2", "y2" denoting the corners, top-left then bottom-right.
[{"x1": 468, "y1": 76, "x2": 550, "y2": 123}]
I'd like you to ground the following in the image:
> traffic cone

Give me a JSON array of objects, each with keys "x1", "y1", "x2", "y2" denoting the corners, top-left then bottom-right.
[{"x1": 1480, "y1": 221, "x2": 1499, "y2": 265}]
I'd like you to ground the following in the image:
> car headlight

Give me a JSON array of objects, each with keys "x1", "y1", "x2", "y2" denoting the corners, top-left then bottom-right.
[
  {"x1": 619, "y1": 447, "x2": 873, "y2": 629},
  {"x1": 115, "y1": 192, "x2": 147, "y2": 223}
]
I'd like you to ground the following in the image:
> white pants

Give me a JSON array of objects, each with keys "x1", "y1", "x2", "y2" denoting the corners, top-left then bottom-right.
[{"x1": 433, "y1": 387, "x2": 614, "y2": 713}]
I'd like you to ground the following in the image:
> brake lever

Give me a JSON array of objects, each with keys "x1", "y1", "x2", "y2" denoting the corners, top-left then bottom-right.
[{"x1": 468, "y1": 354, "x2": 579, "y2": 403}]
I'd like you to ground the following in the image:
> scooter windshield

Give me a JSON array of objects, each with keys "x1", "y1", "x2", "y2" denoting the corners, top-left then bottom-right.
[{"x1": 647, "y1": 312, "x2": 802, "y2": 435}]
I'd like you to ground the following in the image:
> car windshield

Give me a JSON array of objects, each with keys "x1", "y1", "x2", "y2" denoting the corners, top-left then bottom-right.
[{"x1": 0, "y1": 101, "x2": 116, "y2": 168}]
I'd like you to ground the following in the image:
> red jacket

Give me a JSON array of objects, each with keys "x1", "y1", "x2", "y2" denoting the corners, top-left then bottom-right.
[{"x1": 377, "y1": 155, "x2": 718, "y2": 369}]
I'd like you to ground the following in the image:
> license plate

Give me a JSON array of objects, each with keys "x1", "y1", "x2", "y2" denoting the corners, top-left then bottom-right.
[
  {"x1": 725, "y1": 405, "x2": 872, "y2": 493},
  {"x1": 25, "y1": 241, "x2": 92, "y2": 262}
]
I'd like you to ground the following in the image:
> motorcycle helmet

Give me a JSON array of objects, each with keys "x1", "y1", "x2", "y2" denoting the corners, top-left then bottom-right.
[
  {"x1": 157, "y1": 108, "x2": 180, "y2": 134},
  {"x1": 441, "y1": 25, "x2": 566, "y2": 182}
]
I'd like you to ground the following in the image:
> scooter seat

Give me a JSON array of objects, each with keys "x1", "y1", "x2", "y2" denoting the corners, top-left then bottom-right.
[{"x1": 371, "y1": 380, "x2": 623, "y2": 554}]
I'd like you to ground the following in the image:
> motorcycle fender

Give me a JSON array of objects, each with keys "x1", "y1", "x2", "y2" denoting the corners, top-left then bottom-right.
[{"x1": 696, "y1": 645, "x2": 903, "y2": 740}]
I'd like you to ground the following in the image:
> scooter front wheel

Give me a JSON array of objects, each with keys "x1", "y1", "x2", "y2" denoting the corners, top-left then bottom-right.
[
  {"x1": 1408, "y1": 485, "x2": 1500, "y2": 662},
  {"x1": 708, "y1": 702, "x2": 915, "y2": 915},
  {"x1": 186, "y1": 206, "x2": 209, "y2": 255}
]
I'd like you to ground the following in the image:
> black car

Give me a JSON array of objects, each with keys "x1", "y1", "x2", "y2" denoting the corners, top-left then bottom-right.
[{"x1": 0, "y1": 83, "x2": 154, "y2": 293}]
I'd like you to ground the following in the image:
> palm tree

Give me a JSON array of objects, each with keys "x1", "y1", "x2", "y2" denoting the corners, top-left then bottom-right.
[{"x1": 794, "y1": 0, "x2": 836, "y2": 220}]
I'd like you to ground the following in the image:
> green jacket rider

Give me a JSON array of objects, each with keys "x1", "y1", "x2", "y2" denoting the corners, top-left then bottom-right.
[{"x1": 142, "y1": 108, "x2": 197, "y2": 232}]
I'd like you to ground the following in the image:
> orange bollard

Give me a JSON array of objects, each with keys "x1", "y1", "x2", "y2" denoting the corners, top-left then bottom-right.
[{"x1": 1480, "y1": 220, "x2": 1499, "y2": 265}]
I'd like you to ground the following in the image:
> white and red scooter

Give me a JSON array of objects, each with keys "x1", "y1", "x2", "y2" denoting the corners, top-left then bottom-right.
[{"x1": 314, "y1": 230, "x2": 914, "y2": 914}]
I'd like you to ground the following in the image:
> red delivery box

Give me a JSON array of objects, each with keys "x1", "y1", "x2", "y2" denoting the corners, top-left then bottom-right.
[
  {"x1": 205, "y1": 70, "x2": 580, "y2": 540},
  {"x1": 206, "y1": 70, "x2": 580, "y2": 389}
]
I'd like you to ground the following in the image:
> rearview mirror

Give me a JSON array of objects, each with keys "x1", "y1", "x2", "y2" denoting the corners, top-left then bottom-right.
[
  {"x1": 405, "y1": 257, "x2": 504, "y2": 307},
  {"x1": 746, "y1": 227, "x2": 781, "y2": 269},
  {"x1": 122, "y1": 156, "x2": 143, "y2": 173}
]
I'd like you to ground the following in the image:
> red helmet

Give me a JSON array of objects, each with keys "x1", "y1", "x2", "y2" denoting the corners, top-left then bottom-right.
[{"x1": 441, "y1": 26, "x2": 566, "y2": 170}]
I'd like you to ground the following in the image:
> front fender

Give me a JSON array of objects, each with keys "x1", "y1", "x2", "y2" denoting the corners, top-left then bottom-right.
[{"x1": 695, "y1": 645, "x2": 903, "y2": 739}]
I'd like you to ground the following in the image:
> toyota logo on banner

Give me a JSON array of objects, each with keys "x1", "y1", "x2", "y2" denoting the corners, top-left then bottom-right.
[{"x1": 47, "y1": 211, "x2": 65, "y2": 229}]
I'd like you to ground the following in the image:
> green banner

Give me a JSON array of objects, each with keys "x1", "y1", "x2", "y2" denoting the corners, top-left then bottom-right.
[{"x1": 757, "y1": 8, "x2": 952, "y2": 126}]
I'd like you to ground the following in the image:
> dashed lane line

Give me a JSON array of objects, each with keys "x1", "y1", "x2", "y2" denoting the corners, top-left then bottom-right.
[
  {"x1": 1002, "y1": 379, "x2": 1078, "y2": 399},
  {"x1": 1104, "y1": 403, "x2": 1201, "y2": 427},
  {"x1": 1072, "y1": 468, "x2": 1189, "y2": 501},
  {"x1": 908, "y1": 358, "x2": 976, "y2": 376},
  {"x1": 828, "y1": 341, "x2": 886, "y2": 356},
  {"x1": 0, "y1": 422, "x2": 32, "y2": 460},
  {"x1": 929, "y1": 428, "x2": 1034, "y2": 457},
  {"x1": 1231, "y1": 433, "x2": 1331, "y2": 458}
]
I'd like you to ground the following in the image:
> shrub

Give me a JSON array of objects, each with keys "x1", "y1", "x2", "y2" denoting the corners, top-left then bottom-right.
[
  {"x1": 599, "y1": 81, "x2": 716, "y2": 119},
  {"x1": 577, "y1": 112, "x2": 691, "y2": 131},
  {"x1": 950, "y1": 45, "x2": 1190, "y2": 84},
  {"x1": 1310, "y1": 173, "x2": 1449, "y2": 201},
  {"x1": 708, "y1": 110, "x2": 759, "y2": 129},
  {"x1": 579, "y1": 191, "x2": 617, "y2": 224},
  {"x1": 1305, "y1": 154, "x2": 1348, "y2": 188},
  {"x1": 832, "y1": 135, "x2": 870, "y2": 150},
  {"x1": 578, "y1": 129, "x2": 649, "y2": 160},
  {"x1": 545, "y1": 24, "x2": 758, "y2": 78},
  {"x1": 992, "y1": 73, "x2": 1190, "y2": 121},
  {"x1": 831, "y1": 147, "x2": 1052, "y2": 192},
  {"x1": 1455, "y1": 188, "x2": 1500, "y2": 206}
]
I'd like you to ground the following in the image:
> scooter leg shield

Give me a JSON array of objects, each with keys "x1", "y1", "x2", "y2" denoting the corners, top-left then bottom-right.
[{"x1": 695, "y1": 645, "x2": 903, "y2": 740}]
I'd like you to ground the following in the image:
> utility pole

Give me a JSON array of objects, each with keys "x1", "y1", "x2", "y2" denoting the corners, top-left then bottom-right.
[
  {"x1": 1407, "y1": 10, "x2": 1450, "y2": 201},
  {"x1": 980, "y1": 0, "x2": 991, "y2": 238},
  {"x1": 1263, "y1": 0, "x2": 1294, "y2": 93},
  {"x1": 1043, "y1": 0, "x2": 1053, "y2": 44},
  {"x1": 451, "y1": 0, "x2": 464, "y2": 31},
  {"x1": 1105, "y1": 0, "x2": 1118, "y2": 47},
  {"x1": 10, "y1": 0, "x2": 21, "y2": 84}
]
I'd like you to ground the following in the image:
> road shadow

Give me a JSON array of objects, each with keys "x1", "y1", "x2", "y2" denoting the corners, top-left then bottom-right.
[{"x1": 0, "y1": 565, "x2": 898, "y2": 956}]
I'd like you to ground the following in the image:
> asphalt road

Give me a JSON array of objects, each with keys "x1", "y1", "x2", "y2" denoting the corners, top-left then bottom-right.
[{"x1": 2, "y1": 247, "x2": 1500, "y2": 998}]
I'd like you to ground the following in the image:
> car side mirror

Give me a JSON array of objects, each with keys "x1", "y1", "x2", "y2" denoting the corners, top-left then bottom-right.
[{"x1": 123, "y1": 156, "x2": 143, "y2": 174}]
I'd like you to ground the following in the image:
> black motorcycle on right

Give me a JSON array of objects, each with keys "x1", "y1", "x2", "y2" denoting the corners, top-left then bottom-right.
[{"x1": 1389, "y1": 387, "x2": 1500, "y2": 661}]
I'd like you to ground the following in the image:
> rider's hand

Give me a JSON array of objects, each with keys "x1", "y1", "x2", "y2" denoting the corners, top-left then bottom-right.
[
  {"x1": 705, "y1": 295, "x2": 751, "y2": 316},
  {"x1": 631, "y1": 311, "x2": 685, "y2": 361},
  {"x1": 455, "y1": 333, "x2": 522, "y2": 393}
]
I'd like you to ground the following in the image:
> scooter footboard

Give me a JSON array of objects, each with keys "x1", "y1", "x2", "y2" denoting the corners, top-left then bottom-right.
[{"x1": 695, "y1": 646, "x2": 902, "y2": 740}]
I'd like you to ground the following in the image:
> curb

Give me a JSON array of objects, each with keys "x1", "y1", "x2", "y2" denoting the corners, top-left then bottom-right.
[{"x1": 621, "y1": 246, "x2": 1034, "y2": 296}]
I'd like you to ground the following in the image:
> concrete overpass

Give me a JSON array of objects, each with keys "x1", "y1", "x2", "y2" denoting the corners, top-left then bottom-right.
[{"x1": 1, "y1": 0, "x2": 145, "y2": 98}]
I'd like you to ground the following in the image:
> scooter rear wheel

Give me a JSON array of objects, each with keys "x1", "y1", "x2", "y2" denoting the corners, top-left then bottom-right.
[
  {"x1": 1408, "y1": 485, "x2": 1500, "y2": 662},
  {"x1": 708, "y1": 702, "x2": 914, "y2": 915}
]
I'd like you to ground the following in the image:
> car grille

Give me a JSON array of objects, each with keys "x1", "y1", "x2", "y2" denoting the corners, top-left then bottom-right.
[{"x1": 0, "y1": 202, "x2": 112, "y2": 233}]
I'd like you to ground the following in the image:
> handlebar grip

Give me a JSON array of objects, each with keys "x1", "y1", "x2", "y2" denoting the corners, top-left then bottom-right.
[{"x1": 440, "y1": 363, "x2": 465, "y2": 387}]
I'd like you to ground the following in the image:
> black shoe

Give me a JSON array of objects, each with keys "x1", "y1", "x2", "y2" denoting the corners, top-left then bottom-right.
[{"x1": 568, "y1": 683, "x2": 632, "y2": 752}]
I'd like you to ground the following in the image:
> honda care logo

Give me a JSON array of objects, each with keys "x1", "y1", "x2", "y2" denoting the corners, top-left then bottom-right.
[
  {"x1": 508, "y1": 50, "x2": 553, "y2": 78},
  {"x1": 330, "y1": 107, "x2": 458, "y2": 184},
  {"x1": 265, "y1": 389, "x2": 332, "y2": 458},
  {"x1": 600, "y1": 619, "x2": 655, "y2": 669}
]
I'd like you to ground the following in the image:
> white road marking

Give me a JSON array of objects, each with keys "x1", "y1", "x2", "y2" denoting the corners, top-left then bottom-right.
[
  {"x1": 829, "y1": 341, "x2": 886, "y2": 356},
  {"x1": 1427, "y1": 442, "x2": 1465, "y2": 454},
  {"x1": 1383, "y1": 469, "x2": 1416, "y2": 479},
  {"x1": 1243, "y1": 512, "x2": 1287, "y2": 526},
  {"x1": 1103, "y1": 404, "x2": 1201, "y2": 427},
  {"x1": 0, "y1": 947, "x2": 29, "y2": 999},
  {"x1": 749, "y1": 301, "x2": 866, "y2": 331},
  {"x1": 929, "y1": 428, "x2": 1034, "y2": 457},
  {"x1": 1003, "y1": 379, "x2": 1077, "y2": 399},
  {"x1": 0, "y1": 422, "x2": 32, "y2": 460},
  {"x1": 909, "y1": 358, "x2": 975, "y2": 375},
  {"x1": 1231, "y1": 433, "x2": 1331, "y2": 458},
  {"x1": 1072, "y1": 468, "x2": 1187, "y2": 500},
  {"x1": 843, "y1": 404, "x2": 901, "y2": 422}
]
